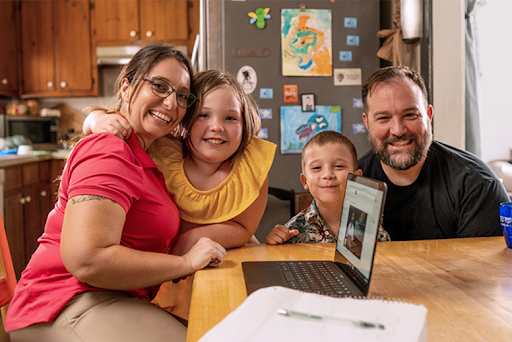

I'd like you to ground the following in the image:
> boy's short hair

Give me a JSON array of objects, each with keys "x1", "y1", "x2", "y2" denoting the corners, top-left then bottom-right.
[{"x1": 301, "y1": 131, "x2": 358, "y2": 173}]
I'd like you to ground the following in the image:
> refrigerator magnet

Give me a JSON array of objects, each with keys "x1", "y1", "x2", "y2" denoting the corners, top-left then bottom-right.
[
  {"x1": 353, "y1": 123, "x2": 366, "y2": 134},
  {"x1": 283, "y1": 85, "x2": 298, "y2": 103},
  {"x1": 260, "y1": 109, "x2": 273, "y2": 119},
  {"x1": 344, "y1": 18, "x2": 357, "y2": 28},
  {"x1": 258, "y1": 128, "x2": 269, "y2": 139},
  {"x1": 339, "y1": 51, "x2": 353, "y2": 61},
  {"x1": 347, "y1": 35, "x2": 360, "y2": 46},
  {"x1": 248, "y1": 8, "x2": 271, "y2": 29},
  {"x1": 301, "y1": 94, "x2": 315, "y2": 112},
  {"x1": 237, "y1": 65, "x2": 258, "y2": 94},
  {"x1": 334, "y1": 68, "x2": 362, "y2": 86},
  {"x1": 353, "y1": 98, "x2": 363, "y2": 108},
  {"x1": 260, "y1": 88, "x2": 273, "y2": 99}
]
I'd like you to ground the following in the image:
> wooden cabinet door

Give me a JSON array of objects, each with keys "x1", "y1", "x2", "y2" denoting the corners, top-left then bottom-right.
[
  {"x1": 50, "y1": 159, "x2": 65, "y2": 203},
  {"x1": 20, "y1": 0, "x2": 97, "y2": 97},
  {"x1": 139, "y1": 0, "x2": 189, "y2": 41},
  {"x1": 23, "y1": 187, "x2": 42, "y2": 264},
  {"x1": 53, "y1": 0, "x2": 97, "y2": 96},
  {"x1": 91, "y1": 0, "x2": 140, "y2": 43},
  {"x1": 39, "y1": 161, "x2": 54, "y2": 231},
  {"x1": 0, "y1": 0, "x2": 19, "y2": 97},
  {"x1": 39, "y1": 184, "x2": 54, "y2": 234},
  {"x1": 20, "y1": 0, "x2": 55, "y2": 95},
  {"x1": 4, "y1": 192, "x2": 25, "y2": 280},
  {"x1": 3, "y1": 161, "x2": 62, "y2": 280}
]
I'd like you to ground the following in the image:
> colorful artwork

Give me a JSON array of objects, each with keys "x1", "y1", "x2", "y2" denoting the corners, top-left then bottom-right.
[
  {"x1": 281, "y1": 9, "x2": 332, "y2": 76},
  {"x1": 236, "y1": 65, "x2": 257, "y2": 94},
  {"x1": 280, "y1": 105, "x2": 341, "y2": 154},
  {"x1": 258, "y1": 128, "x2": 269, "y2": 139},
  {"x1": 259, "y1": 108, "x2": 272, "y2": 119},
  {"x1": 352, "y1": 98, "x2": 363, "y2": 108},
  {"x1": 347, "y1": 35, "x2": 360, "y2": 46},
  {"x1": 344, "y1": 17, "x2": 357, "y2": 28},
  {"x1": 248, "y1": 8, "x2": 271, "y2": 29},
  {"x1": 353, "y1": 123, "x2": 366, "y2": 134},
  {"x1": 283, "y1": 84, "x2": 298, "y2": 103},
  {"x1": 260, "y1": 88, "x2": 273, "y2": 99},
  {"x1": 339, "y1": 51, "x2": 352, "y2": 61}
]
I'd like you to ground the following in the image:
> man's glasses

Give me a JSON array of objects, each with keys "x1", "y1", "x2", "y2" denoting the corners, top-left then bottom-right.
[{"x1": 143, "y1": 77, "x2": 197, "y2": 108}]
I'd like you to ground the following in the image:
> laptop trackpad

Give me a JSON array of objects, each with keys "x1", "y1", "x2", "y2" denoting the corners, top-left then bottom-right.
[{"x1": 242, "y1": 262, "x2": 288, "y2": 295}]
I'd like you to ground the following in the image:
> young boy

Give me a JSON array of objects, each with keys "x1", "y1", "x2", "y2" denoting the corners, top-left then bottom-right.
[{"x1": 266, "y1": 130, "x2": 390, "y2": 244}]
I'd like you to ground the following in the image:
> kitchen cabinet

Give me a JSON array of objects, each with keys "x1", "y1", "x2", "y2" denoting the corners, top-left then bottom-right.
[
  {"x1": 91, "y1": 0, "x2": 189, "y2": 46},
  {"x1": 3, "y1": 159, "x2": 63, "y2": 280},
  {"x1": 0, "y1": 0, "x2": 20, "y2": 97},
  {"x1": 20, "y1": 0, "x2": 98, "y2": 97}
]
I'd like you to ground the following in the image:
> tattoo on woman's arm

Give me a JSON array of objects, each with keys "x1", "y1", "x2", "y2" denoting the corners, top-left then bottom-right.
[{"x1": 71, "y1": 195, "x2": 117, "y2": 204}]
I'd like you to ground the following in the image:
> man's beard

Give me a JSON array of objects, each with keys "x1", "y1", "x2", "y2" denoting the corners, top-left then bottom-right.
[{"x1": 368, "y1": 126, "x2": 432, "y2": 171}]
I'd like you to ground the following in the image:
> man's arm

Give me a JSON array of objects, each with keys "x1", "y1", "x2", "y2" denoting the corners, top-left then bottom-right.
[{"x1": 457, "y1": 179, "x2": 509, "y2": 237}]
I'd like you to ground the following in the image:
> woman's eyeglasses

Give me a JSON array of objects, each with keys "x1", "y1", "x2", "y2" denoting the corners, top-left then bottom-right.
[{"x1": 143, "y1": 77, "x2": 197, "y2": 108}]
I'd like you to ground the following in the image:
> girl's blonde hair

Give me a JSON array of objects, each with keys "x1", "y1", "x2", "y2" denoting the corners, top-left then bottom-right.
[{"x1": 176, "y1": 70, "x2": 261, "y2": 163}]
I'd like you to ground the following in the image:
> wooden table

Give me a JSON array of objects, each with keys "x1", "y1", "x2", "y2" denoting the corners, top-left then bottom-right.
[{"x1": 186, "y1": 237, "x2": 512, "y2": 342}]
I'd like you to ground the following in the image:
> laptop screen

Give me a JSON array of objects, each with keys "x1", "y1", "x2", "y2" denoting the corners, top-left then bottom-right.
[{"x1": 334, "y1": 173, "x2": 386, "y2": 284}]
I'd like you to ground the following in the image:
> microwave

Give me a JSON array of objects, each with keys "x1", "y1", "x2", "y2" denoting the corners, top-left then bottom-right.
[{"x1": 0, "y1": 115, "x2": 60, "y2": 150}]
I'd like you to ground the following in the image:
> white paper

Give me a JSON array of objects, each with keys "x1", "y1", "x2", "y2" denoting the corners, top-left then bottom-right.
[{"x1": 199, "y1": 287, "x2": 427, "y2": 342}]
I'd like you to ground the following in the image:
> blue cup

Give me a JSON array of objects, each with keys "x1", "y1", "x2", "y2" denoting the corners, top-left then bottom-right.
[{"x1": 499, "y1": 202, "x2": 512, "y2": 248}]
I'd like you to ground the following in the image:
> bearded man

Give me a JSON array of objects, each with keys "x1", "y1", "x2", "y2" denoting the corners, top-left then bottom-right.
[{"x1": 358, "y1": 66, "x2": 508, "y2": 240}]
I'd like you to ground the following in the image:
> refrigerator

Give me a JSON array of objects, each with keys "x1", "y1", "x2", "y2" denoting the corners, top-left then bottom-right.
[{"x1": 199, "y1": 0, "x2": 382, "y2": 236}]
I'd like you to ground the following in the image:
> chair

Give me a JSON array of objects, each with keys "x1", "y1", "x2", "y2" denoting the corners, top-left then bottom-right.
[
  {"x1": 0, "y1": 212, "x2": 16, "y2": 341},
  {"x1": 488, "y1": 160, "x2": 512, "y2": 199},
  {"x1": 268, "y1": 187, "x2": 295, "y2": 218}
]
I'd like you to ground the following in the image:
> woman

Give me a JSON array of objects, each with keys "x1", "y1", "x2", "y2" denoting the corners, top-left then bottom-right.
[{"x1": 5, "y1": 44, "x2": 226, "y2": 342}]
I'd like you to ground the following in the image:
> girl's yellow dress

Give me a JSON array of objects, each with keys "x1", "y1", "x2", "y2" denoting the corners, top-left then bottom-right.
[{"x1": 148, "y1": 135, "x2": 276, "y2": 319}]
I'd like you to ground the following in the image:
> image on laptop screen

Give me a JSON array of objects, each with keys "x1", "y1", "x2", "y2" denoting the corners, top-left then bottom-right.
[{"x1": 335, "y1": 175, "x2": 385, "y2": 281}]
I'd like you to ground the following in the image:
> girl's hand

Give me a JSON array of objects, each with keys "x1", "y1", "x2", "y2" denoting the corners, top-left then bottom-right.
[
  {"x1": 84, "y1": 110, "x2": 132, "y2": 139},
  {"x1": 182, "y1": 237, "x2": 227, "y2": 274}
]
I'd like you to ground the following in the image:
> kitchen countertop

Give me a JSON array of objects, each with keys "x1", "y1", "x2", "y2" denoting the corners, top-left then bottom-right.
[{"x1": 0, "y1": 150, "x2": 69, "y2": 168}]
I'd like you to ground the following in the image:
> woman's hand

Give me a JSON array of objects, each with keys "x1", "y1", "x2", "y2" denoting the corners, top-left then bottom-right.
[
  {"x1": 83, "y1": 110, "x2": 132, "y2": 139},
  {"x1": 182, "y1": 237, "x2": 227, "y2": 273}
]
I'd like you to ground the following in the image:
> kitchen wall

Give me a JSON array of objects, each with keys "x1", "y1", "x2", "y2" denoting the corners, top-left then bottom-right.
[{"x1": 475, "y1": 1, "x2": 511, "y2": 163}]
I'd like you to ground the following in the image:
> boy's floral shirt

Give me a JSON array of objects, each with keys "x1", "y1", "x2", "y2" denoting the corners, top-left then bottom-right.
[{"x1": 285, "y1": 199, "x2": 391, "y2": 243}]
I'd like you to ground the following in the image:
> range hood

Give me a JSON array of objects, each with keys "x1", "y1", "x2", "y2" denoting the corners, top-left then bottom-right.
[
  {"x1": 96, "y1": 46, "x2": 142, "y2": 65},
  {"x1": 96, "y1": 45, "x2": 189, "y2": 65}
]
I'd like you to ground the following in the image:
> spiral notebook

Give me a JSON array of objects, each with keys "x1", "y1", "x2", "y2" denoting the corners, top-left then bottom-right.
[
  {"x1": 199, "y1": 286, "x2": 428, "y2": 342},
  {"x1": 243, "y1": 173, "x2": 387, "y2": 298}
]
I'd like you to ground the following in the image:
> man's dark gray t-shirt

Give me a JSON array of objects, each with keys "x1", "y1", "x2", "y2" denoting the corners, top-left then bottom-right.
[{"x1": 358, "y1": 140, "x2": 509, "y2": 240}]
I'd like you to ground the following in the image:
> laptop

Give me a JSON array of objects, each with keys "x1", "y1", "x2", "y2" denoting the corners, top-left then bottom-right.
[{"x1": 242, "y1": 173, "x2": 387, "y2": 298}]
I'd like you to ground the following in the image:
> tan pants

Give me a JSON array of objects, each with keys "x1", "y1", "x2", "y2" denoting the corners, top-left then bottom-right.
[{"x1": 10, "y1": 291, "x2": 187, "y2": 342}]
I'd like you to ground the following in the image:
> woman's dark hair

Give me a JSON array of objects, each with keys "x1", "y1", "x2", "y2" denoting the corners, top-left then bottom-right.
[{"x1": 112, "y1": 43, "x2": 194, "y2": 112}]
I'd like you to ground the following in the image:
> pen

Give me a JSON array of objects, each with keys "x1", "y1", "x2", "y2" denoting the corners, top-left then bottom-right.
[{"x1": 276, "y1": 308, "x2": 385, "y2": 330}]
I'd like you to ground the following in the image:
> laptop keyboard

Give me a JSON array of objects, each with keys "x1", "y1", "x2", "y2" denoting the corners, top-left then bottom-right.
[{"x1": 278, "y1": 261, "x2": 352, "y2": 297}]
